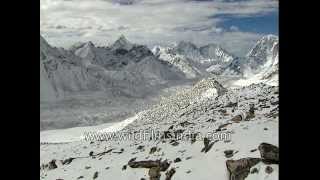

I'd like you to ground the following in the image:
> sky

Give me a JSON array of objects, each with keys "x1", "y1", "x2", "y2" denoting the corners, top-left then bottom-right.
[{"x1": 40, "y1": 0, "x2": 278, "y2": 56}]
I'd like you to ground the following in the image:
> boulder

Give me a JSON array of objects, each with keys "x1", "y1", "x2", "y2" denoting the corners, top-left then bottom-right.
[
  {"x1": 258, "y1": 143, "x2": 279, "y2": 164},
  {"x1": 226, "y1": 158, "x2": 261, "y2": 180}
]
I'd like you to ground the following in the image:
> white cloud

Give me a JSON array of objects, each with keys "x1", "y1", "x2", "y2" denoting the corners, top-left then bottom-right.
[
  {"x1": 40, "y1": 0, "x2": 278, "y2": 56},
  {"x1": 230, "y1": 25, "x2": 239, "y2": 31}
]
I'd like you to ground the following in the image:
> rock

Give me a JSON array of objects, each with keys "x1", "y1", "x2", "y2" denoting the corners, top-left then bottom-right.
[
  {"x1": 186, "y1": 170, "x2": 192, "y2": 174},
  {"x1": 128, "y1": 159, "x2": 170, "y2": 171},
  {"x1": 251, "y1": 168, "x2": 259, "y2": 174},
  {"x1": 174, "y1": 158, "x2": 181, "y2": 163},
  {"x1": 95, "y1": 149, "x2": 113, "y2": 156},
  {"x1": 89, "y1": 151, "x2": 94, "y2": 156},
  {"x1": 48, "y1": 159, "x2": 58, "y2": 170},
  {"x1": 258, "y1": 143, "x2": 279, "y2": 164},
  {"x1": 85, "y1": 166, "x2": 91, "y2": 169},
  {"x1": 113, "y1": 148, "x2": 124, "y2": 154},
  {"x1": 246, "y1": 104, "x2": 255, "y2": 120},
  {"x1": 61, "y1": 157, "x2": 75, "y2": 165},
  {"x1": 250, "y1": 149, "x2": 257, "y2": 153},
  {"x1": 149, "y1": 167, "x2": 161, "y2": 180},
  {"x1": 179, "y1": 121, "x2": 195, "y2": 127},
  {"x1": 149, "y1": 147, "x2": 157, "y2": 154},
  {"x1": 219, "y1": 123, "x2": 232, "y2": 129},
  {"x1": 265, "y1": 166, "x2": 273, "y2": 174},
  {"x1": 226, "y1": 158, "x2": 261, "y2": 180},
  {"x1": 77, "y1": 176, "x2": 84, "y2": 179},
  {"x1": 165, "y1": 168, "x2": 176, "y2": 180},
  {"x1": 206, "y1": 118, "x2": 216, "y2": 123},
  {"x1": 137, "y1": 145, "x2": 145, "y2": 150},
  {"x1": 201, "y1": 138, "x2": 216, "y2": 153},
  {"x1": 231, "y1": 115, "x2": 242, "y2": 123},
  {"x1": 93, "y1": 171, "x2": 98, "y2": 179},
  {"x1": 189, "y1": 133, "x2": 198, "y2": 144},
  {"x1": 225, "y1": 102, "x2": 238, "y2": 108},
  {"x1": 161, "y1": 131, "x2": 173, "y2": 139},
  {"x1": 122, "y1": 165, "x2": 127, "y2": 170},
  {"x1": 174, "y1": 129, "x2": 185, "y2": 139},
  {"x1": 224, "y1": 150, "x2": 234, "y2": 158},
  {"x1": 170, "y1": 140, "x2": 179, "y2": 146}
]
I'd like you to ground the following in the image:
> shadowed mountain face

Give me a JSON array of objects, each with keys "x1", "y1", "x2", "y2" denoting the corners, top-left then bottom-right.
[{"x1": 40, "y1": 35, "x2": 186, "y2": 102}]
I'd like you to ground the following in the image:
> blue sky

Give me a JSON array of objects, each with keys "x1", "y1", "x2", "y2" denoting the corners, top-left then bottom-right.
[
  {"x1": 40, "y1": 0, "x2": 278, "y2": 56},
  {"x1": 216, "y1": 11, "x2": 278, "y2": 35}
]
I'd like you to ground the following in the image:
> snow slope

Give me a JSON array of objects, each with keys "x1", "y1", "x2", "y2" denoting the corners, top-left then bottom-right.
[{"x1": 41, "y1": 78, "x2": 278, "y2": 180}]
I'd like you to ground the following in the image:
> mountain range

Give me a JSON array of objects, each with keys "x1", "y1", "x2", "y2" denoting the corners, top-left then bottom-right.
[{"x1": 41, "y1": 34, "x2": 278, "y2": 103}]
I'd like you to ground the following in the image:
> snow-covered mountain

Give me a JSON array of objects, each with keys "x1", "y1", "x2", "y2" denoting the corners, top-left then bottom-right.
[
  {"x1": 233, "y1": 35, "x2": 279, "y2": 87},
  {"x1": 40, "y1": 35, "x2": 187, "y2": 102},
  {"x1": 153, "y1": 41, "x2": 243, "y2": 76},
  {"x1": 153, "y1": 35, "x2": 279, "y2": 81},
  {"x1": 247, "y1": 35, "x2": 278, "y2": 71},
  {"x1": 40, "y1": 35, "x2": 105, "y2": 102},
  {"x1": 152, "y1": 46, "x2": 204, "y2": 79}
]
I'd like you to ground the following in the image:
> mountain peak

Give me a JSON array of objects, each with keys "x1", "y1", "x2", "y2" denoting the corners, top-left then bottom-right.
[
  {"x1": 40, "y1": 35, "x2": 50, "y2": 47},
  {"x1": 246, "y1": 34, "x2": 279, "y2": 73},
  {"x1": 111, "y1": 35, "x2": 133, "y2": 50},
  {"x1": 256, "y1": 34, "x2": 279, "y2": 46},
  {"x1": 177, "y1": 41, "x2": 198, "y2": 49},
  {"x1": 85, "y1": 41, "x2": 95, "y2": 47}
]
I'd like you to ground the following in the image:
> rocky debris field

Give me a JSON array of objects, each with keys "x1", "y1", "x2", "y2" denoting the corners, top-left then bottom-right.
[{"x1": 40, "y1": 78, "x2": 278, "y2": 180}]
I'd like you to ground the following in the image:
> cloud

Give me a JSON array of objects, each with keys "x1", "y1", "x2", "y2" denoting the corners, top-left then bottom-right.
[
  {"x1": 229, "y1": 25, "x2": 239, "y2": 31},
  {"x1": 40, "y1": 0, "x2": 278, "y2": 56}
]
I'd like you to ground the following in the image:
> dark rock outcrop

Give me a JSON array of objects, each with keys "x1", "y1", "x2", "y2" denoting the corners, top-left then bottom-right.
[
  {"x1": 258, "y1": 143, "x2": 279, "y2": 164},
  {"x1": 148, "y1": 167, "x2": 161, "y2": 180},
  {"x1": 128, "y1": 159, "x2": 170, "y2": 171},
  {"x1": 226, "y1": 158, "x2": 261, "y2": 180},
  {"x1": 165, "y1": 168, "x2": 176, "y2": 180}
]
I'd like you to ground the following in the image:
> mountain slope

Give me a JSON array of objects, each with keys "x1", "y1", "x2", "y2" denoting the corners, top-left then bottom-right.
[
  {"x1": 232, "y1": 35, "x2": 279, "y2": 87},
  {"x1": 159, "y1": 41, "x2": 243, "y2": 76},
  {"x1": 152, "y1": 46, "x2": 203, "y2": 79},
  {"x1": 41, "y1": 78, "x2": 279, "y2": 180},
  {"x1": 41, "y1": 35, "x2": 187, "y2": 102},
  {"x1": 40, "y1": 35, "x2": 104, "y2": 100}
]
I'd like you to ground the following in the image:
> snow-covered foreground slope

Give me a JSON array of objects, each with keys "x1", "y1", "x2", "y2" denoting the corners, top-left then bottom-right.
[{"x1": 41, "y1": 78, "x2": 278, "y2": 180}]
